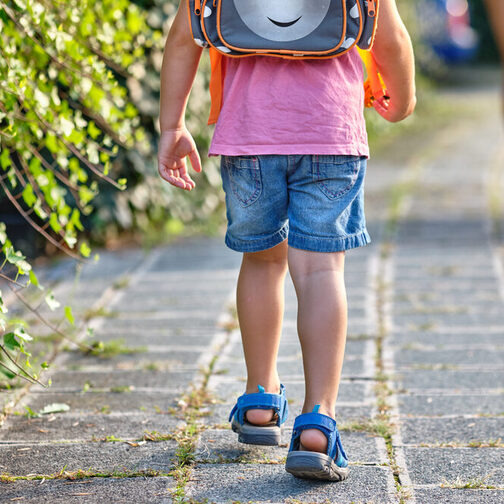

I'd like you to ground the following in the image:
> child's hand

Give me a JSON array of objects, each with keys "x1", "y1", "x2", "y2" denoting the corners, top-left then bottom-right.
[
  {"x1": 158, "y1": 128, "x2": 202, "y2": 191},
  {"x1": 372, "y1": 94, "x2": 416, "y2": 123}
]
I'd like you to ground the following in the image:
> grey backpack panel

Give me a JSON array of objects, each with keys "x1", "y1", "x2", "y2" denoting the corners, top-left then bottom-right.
[{"x1": 188, "y1": 0, "x2": 378, "y2": 57}]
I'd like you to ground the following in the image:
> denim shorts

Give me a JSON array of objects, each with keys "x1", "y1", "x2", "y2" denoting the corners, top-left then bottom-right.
[{"x1": 220, "y1": 154, "x2": 371, "y2": 253}]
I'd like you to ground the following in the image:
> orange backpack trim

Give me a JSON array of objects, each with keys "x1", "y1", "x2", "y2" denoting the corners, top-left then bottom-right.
[{"x1": 208, "y1": 48, "x2": 225, "y2": 125}]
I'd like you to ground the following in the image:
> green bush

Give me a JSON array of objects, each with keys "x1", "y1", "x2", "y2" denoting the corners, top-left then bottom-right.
[{"x1": 0, "y1": 0, "x2": 158, "y2": 384}]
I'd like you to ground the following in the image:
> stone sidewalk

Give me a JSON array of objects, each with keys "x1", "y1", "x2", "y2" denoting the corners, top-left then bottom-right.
[{"x1": 1, "y1": 79, "x2": 504, "y2": 503}]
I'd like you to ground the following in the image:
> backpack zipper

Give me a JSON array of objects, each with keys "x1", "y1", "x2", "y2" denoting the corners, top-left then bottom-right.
[
  {"x1": 367, "y1": 0, "x2": 376, "y2": 17},
  {"x1": 195, "y1": 0, "x2": 201, "y2": 15}
]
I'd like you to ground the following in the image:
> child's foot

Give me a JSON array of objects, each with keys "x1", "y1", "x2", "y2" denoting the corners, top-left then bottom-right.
[
  {"x1": 229, "y1": 384, "x2": 288, "y2": 445},
  {"x1": 300, "y1": 428, "x2": 329, "y2": 453},
  {"x1": 244, "y1": 384, "x2": 279, "y2": 425},
  {"x1": 285, "y1": 406, "x2": 349, "y2": 481},
  {"x1": 246, "y1": 408, "x2": 274, "y2": 425},
  {"x1": 299, "y1": 404, "x2": 331, "y2": 452}
]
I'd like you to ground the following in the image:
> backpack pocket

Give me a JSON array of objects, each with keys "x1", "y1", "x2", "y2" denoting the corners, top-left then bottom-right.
[
  {"x1": 187, "y1": 0, "x2": 208, "y2": 48},
  {"x1": 214, "y1": 0, "x2": 349, "y2": 56}
]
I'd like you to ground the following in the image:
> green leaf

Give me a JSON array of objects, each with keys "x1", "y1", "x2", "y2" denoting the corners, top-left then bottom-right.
[
  {"x1": 79, "y1": 242, "x2": 91, "y2": 258},
  {"x1": 45, "y1": 291, "x2": 61, "y2": 311},
  {"x1": 87, "y1": 120, "x2": 101, "y2": 139},
  {"x1": 22, "y1": 184, "x2": 37, "y2": 207},
  {"x1": 5, "y1": 247, "x2": 32, "y2": 272},
  {"x1": 49, "y1": 212, "x2": 62, "y2": 233},
  {"x1": 64, "y1": 305, "x2": 75, "y2": 325},
  {"x1": 0, "y1": 222, "x2": 6, "y2": 244},
  {"x1": 41, "y1": 361, "x2": 50, "y2": 369},
  {"x1": 24, "y1": 406, "x2": 40, "y2": 418},
  {"x1": 0, "y1": 147, "x2": 11, "y2": 170},
  {"x1": 39, "y1": 403, "x2": 70, "y2": 415},
  {"x1": 0, "y1": 366, "x2": 16, "y2": 380},
  {"x1": 14, "y1": 327, "x2": 33, "y2": 342},
  {"x1": 3, "y1": 332, "x2": 21, "y2": 351},
  {"x1": 29, "y1": 270, "x2": 43, "y2": 290}
]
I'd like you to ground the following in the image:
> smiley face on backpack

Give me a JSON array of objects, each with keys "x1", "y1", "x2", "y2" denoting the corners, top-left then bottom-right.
[{"x1": 233, "y1": 0, "x2": 331, "y2": 42}]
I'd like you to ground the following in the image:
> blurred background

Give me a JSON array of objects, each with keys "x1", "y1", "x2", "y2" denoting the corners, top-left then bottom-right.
[{"x1": 0, "y1": 0, "x2": 501, "y2": 259}]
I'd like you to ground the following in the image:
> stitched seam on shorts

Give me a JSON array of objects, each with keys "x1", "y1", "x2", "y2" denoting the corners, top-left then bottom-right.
[
  {"x1": 314, "y1": 156, "x2": 359, "y2": 200},
  {"x1": 227, "y1": 157, "x2": 262, "y2": 207},
  {"x1": 289, "y1": 229, "x2": 368, "y2": 241}
]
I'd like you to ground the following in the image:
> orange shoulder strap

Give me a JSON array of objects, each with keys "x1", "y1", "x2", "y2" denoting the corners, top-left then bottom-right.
[{"x1": 208, "y1": 48, "x2": 226, "y2": 125}]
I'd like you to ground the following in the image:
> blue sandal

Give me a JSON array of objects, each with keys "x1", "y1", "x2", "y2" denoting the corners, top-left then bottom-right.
[
  {"x1": 285, "y1": 406, "x2": 349, "y2": 481},
  {"x1": 228, "y1": 384, "x2": 288, "y2": 446}
]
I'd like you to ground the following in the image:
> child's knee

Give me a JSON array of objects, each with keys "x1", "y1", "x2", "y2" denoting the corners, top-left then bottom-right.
[
  {"x1": 288, "y1": 248, "x2": 345, "y2": 277},
  {"x1": 243, "y1": 241, "x2": 288, "y2": 268}
]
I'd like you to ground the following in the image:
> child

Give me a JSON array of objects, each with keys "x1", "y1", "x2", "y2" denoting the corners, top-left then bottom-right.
[{"x1": 158, "y1": 0, "x2": 416, "y2": 481}]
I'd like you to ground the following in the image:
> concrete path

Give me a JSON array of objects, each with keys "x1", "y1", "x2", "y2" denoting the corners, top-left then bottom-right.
[{"x1": 1, "y1": 75, "x2": 503, "y2": 503}]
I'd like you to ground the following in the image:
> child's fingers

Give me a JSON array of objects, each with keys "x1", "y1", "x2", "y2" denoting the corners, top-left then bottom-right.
[
  {"x1": 188, "y1": 148, "x2": 202, "y2": 173},
  {"x1": 159, "y1": 163, "x2": 194, "y2": 191}
]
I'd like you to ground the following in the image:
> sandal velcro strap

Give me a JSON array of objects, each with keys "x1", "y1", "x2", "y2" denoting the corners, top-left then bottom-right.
[
  {"x1": 229, "y1": 384, "x2": 288, "y2": 426},
  {"x1": 292, "y1": 412, "x2": 336, "y2": 435},
  {"x1": 289, "y1": 411, "x2": 348, "y2": 467}
]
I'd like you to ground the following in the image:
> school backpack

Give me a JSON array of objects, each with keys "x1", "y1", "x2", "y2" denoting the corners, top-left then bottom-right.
[{"x1": 188, "y1": 0, "x2": 379, "y2": 59}]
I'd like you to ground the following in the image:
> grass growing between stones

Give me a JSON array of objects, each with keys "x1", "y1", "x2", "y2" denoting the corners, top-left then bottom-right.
[
  {"x1": 419, "y1": 439, "x2": 503, "y2": 448},
  {"x1": 169, "y1": 334, "x2": 234, "y2": 503},
  {"x1": 440, "y1": 474, "x2": 502, "y2": 490},
  {"x1": 0, "y1": 468, "x2": 166, "y2": 483},
  {"x1": 83, "y1": 339, "x2": 147, "y2": 358}
]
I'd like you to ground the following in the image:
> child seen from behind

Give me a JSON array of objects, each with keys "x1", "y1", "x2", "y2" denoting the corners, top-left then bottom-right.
[{"x1": 158, "y1": 0, "x2": 416, "y2": 481}]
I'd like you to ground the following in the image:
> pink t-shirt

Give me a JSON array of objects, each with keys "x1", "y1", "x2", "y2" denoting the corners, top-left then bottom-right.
[{"x1": 209, "y1": 50, "x2": 369, "y2": 157}]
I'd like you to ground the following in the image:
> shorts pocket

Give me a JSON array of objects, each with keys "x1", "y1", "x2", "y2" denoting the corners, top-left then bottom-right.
[
  {"x1": 312, "y1": 155, "x2": 361, "y2": 201},
  {"x1": 224, "y1": 156, "x2": 263, "y2": 208}
]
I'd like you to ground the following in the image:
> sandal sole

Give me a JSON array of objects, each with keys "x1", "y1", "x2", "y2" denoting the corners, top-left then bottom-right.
[
  {"x1": 232, "y1": 420, "x2": 282, "y2": 446},
  {"x1": 285, "y1": 452, "x2": 350, "y2": 481}
]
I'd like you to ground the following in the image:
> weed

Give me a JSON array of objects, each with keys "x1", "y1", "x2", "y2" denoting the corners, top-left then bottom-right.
[
  {"x1": 84, "y1": 339, "x2": 147, "y2": 358},
  {"x1": 110, "y1": 385, "x2": 134, "y2": 393},
  {"x1": 82, "y1": 307, "x2": 119, "y2": 322},
  {"x1": 410, "y1": 363, "x2": 459, "y2": 371},
  {"x1": 440, "y1": 474, "x2": 499, "y2": 490},
  {"x1": 112, "y1": 277, "x2": 130, "y2": 290},
  {"x1": 0, "y1": 468, "x2": 164, "y2": 482}
]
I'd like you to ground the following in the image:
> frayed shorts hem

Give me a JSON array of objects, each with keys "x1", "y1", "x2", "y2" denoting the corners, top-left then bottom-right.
[
  {"x1": 225, "y1": 224, "x2": 289, "y2": 253},
  {"x1": 288, "y1": 229, "x2": 371, "y2": 253}
]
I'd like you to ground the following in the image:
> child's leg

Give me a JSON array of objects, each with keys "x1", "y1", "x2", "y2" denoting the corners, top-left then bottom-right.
[
  {"x1": 236, "y1": 240, "x2": 288, "y2": 424},
  {"x1": 288, "y1": 247, "x2": 347, "y2": 453}
]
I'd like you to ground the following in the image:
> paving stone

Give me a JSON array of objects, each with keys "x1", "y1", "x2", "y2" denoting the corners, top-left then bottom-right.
[
  {"x1": 211, "y1": 380, "x2": 371, "y2": 406},
  {"x1": 91, "y1": 326, "x2": 220, "y2": 343},
  {"x1": 394, "y1": 349, "x2": 504, "y2": 367},
  {"x1": 0, "y1": 414, "x2": 182, "y2": 442},
  {"x1": 187, "y1": 463, "x2": 396, "y2": 503},
  {"x1": 34, "y1": 369, "x2": 196, "y2": 392},
  {"x1": 61, "y1": 349, "x2": 204, "y2": 370},
  {"x1": 393, "y1": 312, "x2": 504, "y2": 328},
  {"x1": 215, "y1": 356, "x2": 369, "y2": 379},
  {"x1": 0, "y1": 477, "x2": 174, "y2": 503},
  {"x1": 397, "y1": 394, "x2": 504, "y2": 416},
  {"x1": 395, "y1": 370, "x2": 504, "y2": 391},
  {"x1": 204, "y1": 403, "x2": 374, "y2": 430},
  {"x1": 98, "y1": 316, "x2": 222, "y2": 332},
  {"x1": 390, "y1": 331, "x2": 504, "y2": 346},
  {"x1": 20, "y1": 391, "x2": 180, "y2": 414},
  {"x1": 404, "y1": 447, "x2": 504, "y2": 486},
  {"x1": 401, "y1": 417, "x2": 504, "y2": 444},
  {"x1": 195, "y1": 429, "x2": 383, "y2": 465},
  {"x1": 412, "y1": 488, "x2": 504, "y2": 504},
  {"x1": 0, "y1": 441, "x2": 177, "y2": 476}
]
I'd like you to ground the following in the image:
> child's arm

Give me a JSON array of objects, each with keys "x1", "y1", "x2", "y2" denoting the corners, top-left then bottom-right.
[
  {"x1": 158, "y1": 0, "x2": 203, "y2": 191},
  {"x1": 371, "y1": 0, "x2": 416, "y2": 122}
]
